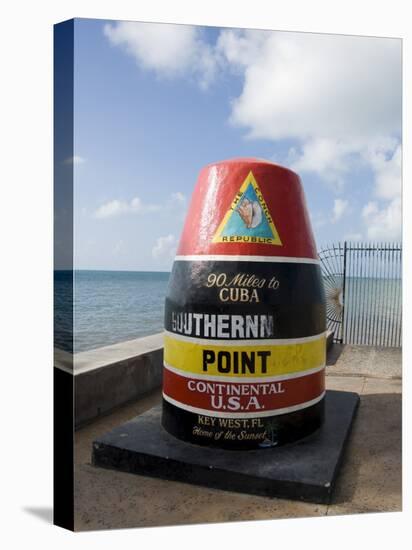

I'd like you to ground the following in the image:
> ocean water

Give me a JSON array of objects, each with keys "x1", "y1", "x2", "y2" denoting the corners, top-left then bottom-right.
[
  {"x1": 342, "y1": 277, "x2": 402, "y2": 346},
  {"x1": 75, "y1": 270, "x2": 170, "y2": 352},
  {"x1": 54, "y1": 270, "x2": 170, "y2": 353},
  {"x1": 54, "y1": 270, "x2": 402, "y2": 353}
]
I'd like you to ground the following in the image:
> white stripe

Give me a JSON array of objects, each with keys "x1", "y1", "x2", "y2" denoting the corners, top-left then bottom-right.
[
  {"x1": 163, "y1": 361, "x2": 325, "y2": 383},
  {"x1": 162, "y1": 392, "x2": 326, "y2": 418},
  {"x1": 174, "y1": 254, "x2": 320, "y2": 265},
  {"x1": 164, "y1": 329, "x2": 326, "y2": 346}
]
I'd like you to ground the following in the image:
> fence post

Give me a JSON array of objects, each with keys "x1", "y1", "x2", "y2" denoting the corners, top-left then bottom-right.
[{"x1": 341, "y1": 241, "x2": 347, "y2": 344}]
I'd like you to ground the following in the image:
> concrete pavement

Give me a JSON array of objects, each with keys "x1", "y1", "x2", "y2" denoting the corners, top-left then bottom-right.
[{"x1": 74, "y1": 344, "x2": 401, "y2": 531}]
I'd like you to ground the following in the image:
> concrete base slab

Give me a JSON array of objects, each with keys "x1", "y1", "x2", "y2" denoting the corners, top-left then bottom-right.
[{"x1": 92, "y1": 390, "x2": 359, "y2": 504}]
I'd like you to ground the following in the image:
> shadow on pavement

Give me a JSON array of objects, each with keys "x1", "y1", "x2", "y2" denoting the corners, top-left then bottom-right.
[
  {"x1": 331, "y1": 392, "x2": 401, "y2": 509},
  {"x1": 327, "y1": 344, "x2": 345, "y2": 366}
]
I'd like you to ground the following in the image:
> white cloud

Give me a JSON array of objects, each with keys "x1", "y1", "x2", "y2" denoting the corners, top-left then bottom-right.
[
  {"x1": 313, "y1": 198, "x2": 349, "y2": 227},
  {"x1": 344, "y1": 232, "x2": 362, "y2": 241},
  {"x1": 103, "y1": 26, "x2": 401, "y2": 185},
  {"x1": 104, "y1": 22, "x2": 219, "y2": 89},
  {"x1": 93, "y1": 196, "x2": 157, "y2": 219},
  {"x1": 170, "y1": 192, "x2": 186, "y2": 204},
  {"x1": 332, "y1": 199, "x2": 349, "y2": 223},
  {"x1": 93, "y1": 192, "x2": 186, "y2": 219},
  {"x1": 94, "y1": 199, "x2": 129, "y2": 219},
  {"x1": 217, "y1": 30, "x2": 401, "y2": 191},
  {"x1": 103, "y1": 26, "x2": 401, "y2": 180},
  {"x1": 218, "y1": 30, "x2": 400, "y2": 142},
  {"x1": 216, "y1": 29, "x2": 268, "y2": 69},
  {"x1": 217, "y1": 29, "x2": 402, "y2": 241},
  {"x1": 290, "y1": 139, "x2": 355, "y2": 189},
  {"x1": 152, "y1": 234, "x2": 178, "y2": 260},
  {"x1": 309, "y1": 211, "x2": 328, "y2": 229},
  {"x1": 102, "y1": 26, "x2": 402, "y2": 242},
  {"x1": 64, "y1": 155, "x2": 86, "y2": 165},
  {"x1": 363, "y1": 143, "x2": 401, "y2": 201},
  {"x1": 362, "y1": 197, "x2": 401, "y2": 240},
  {"x1": 360, "y1": 145, "x2": 402, "y2": 240}
]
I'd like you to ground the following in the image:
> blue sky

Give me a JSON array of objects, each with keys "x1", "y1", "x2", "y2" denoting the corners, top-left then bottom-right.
[{"x1": 71, "y1": 19, "x2": 401, "y2": 271}]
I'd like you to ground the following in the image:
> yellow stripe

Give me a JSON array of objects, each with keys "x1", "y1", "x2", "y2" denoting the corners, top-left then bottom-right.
[{"x1": 164, "y1": 334, "x2": 326, "y2": 378}]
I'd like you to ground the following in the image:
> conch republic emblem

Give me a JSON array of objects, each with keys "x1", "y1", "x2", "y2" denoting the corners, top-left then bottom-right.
[
  {"x1": 162, "y1": 158, "x2": 326, "y2": 449},
  {"x1": 212, "y1": 170, "x2": 282, "y2": 245}
]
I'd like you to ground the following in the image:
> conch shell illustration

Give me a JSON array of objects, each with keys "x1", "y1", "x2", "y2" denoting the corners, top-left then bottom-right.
[{"x1": 237, "y1": 198, "x2": 263, "y2": 228}]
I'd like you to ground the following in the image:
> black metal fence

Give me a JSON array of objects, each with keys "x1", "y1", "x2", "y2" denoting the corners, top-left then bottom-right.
[{"x1": 319, "y1": 242, "x2": 402, "y2": 347}]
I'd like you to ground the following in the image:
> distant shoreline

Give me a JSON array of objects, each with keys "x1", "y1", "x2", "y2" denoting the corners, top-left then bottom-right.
[{"x1": 55, "y1": 269, "x2": 171, "y2": 274}]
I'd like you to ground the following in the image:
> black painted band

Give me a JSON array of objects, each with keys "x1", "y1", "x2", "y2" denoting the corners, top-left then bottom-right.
[
  {"x1": 165, "y1": 260, "x2": 326, "y2": 339},
  {"x1": 161, "y1": 397, "x2": 325, "y2": 449}
]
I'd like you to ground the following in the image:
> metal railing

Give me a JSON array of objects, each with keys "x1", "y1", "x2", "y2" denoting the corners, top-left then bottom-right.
[{"x1": 319, "y1": 242, "x2": 402, "y2": 347}]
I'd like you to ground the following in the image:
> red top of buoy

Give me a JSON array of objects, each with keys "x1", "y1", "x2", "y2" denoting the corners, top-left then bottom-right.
[{"x1": 176, "y1": 158, "x2": 318, "y2": 260}]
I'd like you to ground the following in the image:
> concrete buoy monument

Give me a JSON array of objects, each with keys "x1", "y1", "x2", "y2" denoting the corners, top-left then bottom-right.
[
  {"x1": 93, "y1": 157, "x2": 359, "y2": 502},
  {"x1": 162, "y1": 158, "x2": 326, "y2": 449}
]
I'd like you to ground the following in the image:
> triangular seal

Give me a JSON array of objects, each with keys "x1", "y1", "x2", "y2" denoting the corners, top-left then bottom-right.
[{"x1": 212, "y1": 171, "x2": 282, "y2": 245}]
